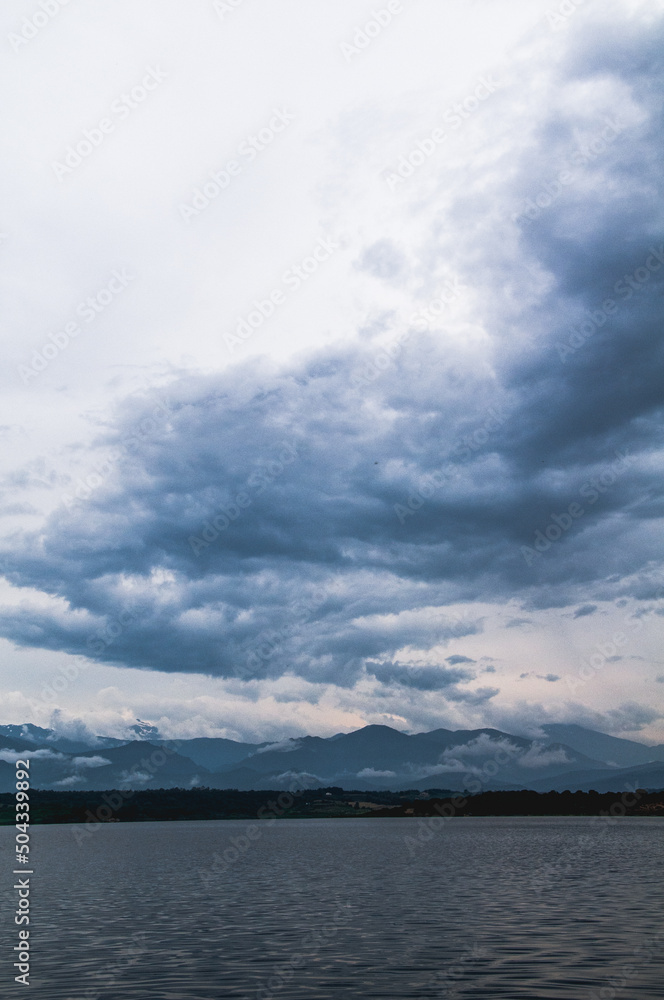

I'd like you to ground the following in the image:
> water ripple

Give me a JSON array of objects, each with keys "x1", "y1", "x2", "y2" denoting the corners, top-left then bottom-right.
[{"x1": 0, "y1": 816, "x2": 662, "y2": 999}]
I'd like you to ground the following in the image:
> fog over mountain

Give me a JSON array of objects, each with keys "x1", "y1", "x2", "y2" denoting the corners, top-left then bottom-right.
[{"x1": 2, "y1": 720, "x2": 663, "y2": 794}]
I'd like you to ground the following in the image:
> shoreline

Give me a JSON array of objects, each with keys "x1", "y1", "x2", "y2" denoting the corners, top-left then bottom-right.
[{"x1": 2, "y1": 786, "x2": 663, "y2": 826}]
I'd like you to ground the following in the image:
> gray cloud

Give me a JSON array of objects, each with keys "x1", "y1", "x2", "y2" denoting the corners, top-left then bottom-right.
[
  {"x1": 550, "y1": 702, "x2": 663, "y2": 735},
  {"x1": 0, "y1": 5, "x2": 663, "y2": 716},
  {"x1": 355, "y1": 239, "x2": 407, "y2": 281},
  {"x1": 518, "y1": 744, "x2": 570, "y2": 769},
  {"x1": 70, "y1": 755, "x2": 111, "y2": 768},
  {"x1": 573, "y1": 605, "x2": 598, "y2": 619},
  {"x1": 366, "y1": 660, "x2": 474, "y2": 693},
  {"x1": 0, "y1": 748, "x2": 63, "y2": 763}
]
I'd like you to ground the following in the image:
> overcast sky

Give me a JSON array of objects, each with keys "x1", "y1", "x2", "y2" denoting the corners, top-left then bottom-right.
[{"x1": 1, "y1": 0, "x2": 663, "y2": 745}]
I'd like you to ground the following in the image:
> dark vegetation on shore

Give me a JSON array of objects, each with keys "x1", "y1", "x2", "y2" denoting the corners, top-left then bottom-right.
[{"x1": 2, "y1": 786, "x2": 663, "y2": 825}]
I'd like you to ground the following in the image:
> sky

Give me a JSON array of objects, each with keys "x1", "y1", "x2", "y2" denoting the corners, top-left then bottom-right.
[{"x1": 1, "y1": 0, "x2": 663, "y2": 746}]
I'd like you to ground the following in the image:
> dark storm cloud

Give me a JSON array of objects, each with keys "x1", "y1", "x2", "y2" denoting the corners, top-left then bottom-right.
[
  {"x1": 366, "y1": 660, "x2": 472, "y2": 692},
  {"x1": 573, "y1": 605, "x2": 598, "y2": 619},
  {"x1": 565, "y1": 702, "x2": 663, "y2": 734},
  {"x1": 1, "y1": 7, "x2": 663, "y2": 686}
]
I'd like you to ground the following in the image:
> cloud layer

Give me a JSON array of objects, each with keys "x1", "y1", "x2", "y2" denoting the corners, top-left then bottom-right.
[{"x1": 1, "y1": 1, "x2": 663, "y2": 738}]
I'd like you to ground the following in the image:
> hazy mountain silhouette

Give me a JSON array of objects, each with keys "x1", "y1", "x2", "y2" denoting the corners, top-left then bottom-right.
[{"x1": 2, "y1": 721, "x2": 663, "y2": 792}]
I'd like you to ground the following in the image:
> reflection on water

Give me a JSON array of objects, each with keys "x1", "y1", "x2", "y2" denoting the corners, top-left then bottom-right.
[{"x1": 1, "y1": 816, "x2": 662, "y2": 998}]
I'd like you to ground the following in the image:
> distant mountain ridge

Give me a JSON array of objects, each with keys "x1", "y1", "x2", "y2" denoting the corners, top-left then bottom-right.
[{"x1": 1, "y1": 721, "x2": 663, "y2": 794}]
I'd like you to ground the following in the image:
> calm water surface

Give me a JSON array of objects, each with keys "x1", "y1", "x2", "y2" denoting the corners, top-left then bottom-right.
[{"x1": 1, "y1": 816, "x2": 662, "y2": 999}]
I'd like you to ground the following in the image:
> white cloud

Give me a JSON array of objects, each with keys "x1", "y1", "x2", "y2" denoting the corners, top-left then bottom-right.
[
  {"x1": 272, "y1": 771, "x2": 323, "y2": 787},
  {"x1": 119, "y1": 769, "x2": 151, "y2": 784},
  {"x1": 254, "y1": 739, "x2": 302, "y2": 755},
  {"x1": 441, "y1": 735, "x2": 522, "y2": 759},
  {"x1": 70, "y1": 755, "x2": 111, "y2": 768},
  {"x1": 518, "y1": 744, "x2": 571, "y2": 768},
  {"x1": 0, "y1": 748, "x2": 63, "y2": 763}
]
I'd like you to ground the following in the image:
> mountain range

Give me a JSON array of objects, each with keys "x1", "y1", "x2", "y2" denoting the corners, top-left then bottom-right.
[{"x1": 1, "y1": 721, "x2": 663, "y2": 794}]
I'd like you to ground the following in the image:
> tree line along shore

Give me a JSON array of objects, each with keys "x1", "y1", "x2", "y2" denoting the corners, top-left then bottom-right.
[{"x1": 1, "y1": 786, "x2": 663, "y2": 825}]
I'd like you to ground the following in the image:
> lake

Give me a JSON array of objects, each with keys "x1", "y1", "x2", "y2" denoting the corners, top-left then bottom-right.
[{"x1": 2, "y1": 816, "x2": 662, "y2": 998}]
